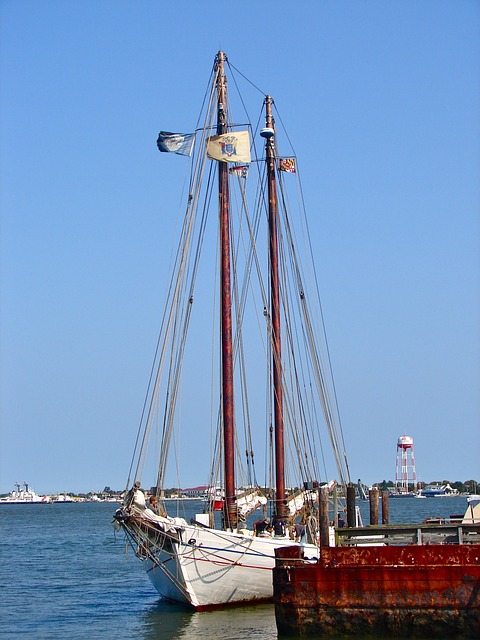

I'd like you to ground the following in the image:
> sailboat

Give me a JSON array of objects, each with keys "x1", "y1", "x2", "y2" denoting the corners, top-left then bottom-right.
[{"x1": 114, "y1": 51, "x2": 350, "y2": 609}]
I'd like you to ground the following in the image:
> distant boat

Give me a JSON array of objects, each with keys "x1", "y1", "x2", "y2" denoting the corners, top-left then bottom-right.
[
  {"x1": 0, "y1": 482, "x2": 49, "y2": 504},
  {"x1": 356, "y1": 479, "x2": 368, "y2": 501},
  {"x1": 421, "y1": 483, "x2": 459, "y2": 497},
  {"x1": 388, "y1": 491, "x2": 415, "y2": 498},
  {"x1": 113, "y1": 51, "x2": 351, "y2": 609}
]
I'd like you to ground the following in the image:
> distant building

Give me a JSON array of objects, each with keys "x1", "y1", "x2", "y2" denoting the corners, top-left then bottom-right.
[{"x1": 182, "y1": 485, "x2": 209, "y2": 498}]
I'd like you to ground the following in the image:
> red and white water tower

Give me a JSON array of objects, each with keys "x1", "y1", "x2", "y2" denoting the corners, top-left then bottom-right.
[{"x1": 395, "y1": 435, "x2": 417, "y2": 493}]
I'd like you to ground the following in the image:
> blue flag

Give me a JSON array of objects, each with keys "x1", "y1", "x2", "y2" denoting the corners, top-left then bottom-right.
[{"x1": 157, "y1": 131, "x2": 195, "y2": 156}]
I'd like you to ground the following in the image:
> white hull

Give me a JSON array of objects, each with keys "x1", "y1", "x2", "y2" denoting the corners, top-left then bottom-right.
[
  {"x1": 0, "y1": 498, "x2": 47, "y2": 504},
  {"x1": 125, "y1": 519, "x2": 318, "y2": 608},
  {"x1": 0, "y1": 484, "x2": 48, "y2": 504}
]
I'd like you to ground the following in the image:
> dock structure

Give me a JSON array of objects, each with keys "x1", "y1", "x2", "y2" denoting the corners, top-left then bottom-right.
[{"x1": 274, "y1": 541, "x2": 480, "y2": 637}]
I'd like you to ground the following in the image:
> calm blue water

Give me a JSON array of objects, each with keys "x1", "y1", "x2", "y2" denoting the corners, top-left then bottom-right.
[{"x1": 0, "y1": 496, "x2": 470, "y2": 639}]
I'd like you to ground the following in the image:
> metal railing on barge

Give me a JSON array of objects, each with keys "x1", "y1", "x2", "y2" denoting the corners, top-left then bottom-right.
[{"x1": 335, "y1": 521, "x2": 480, "y2": 546}]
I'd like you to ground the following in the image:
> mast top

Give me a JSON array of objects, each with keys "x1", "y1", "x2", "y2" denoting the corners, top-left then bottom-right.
[{"x1": 216, "y1": 50, "x2": 227, "y2": 64}]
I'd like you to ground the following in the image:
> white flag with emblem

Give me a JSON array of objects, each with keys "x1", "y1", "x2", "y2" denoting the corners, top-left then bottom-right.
[{"x1": 206, "y1": 131, "x2": 251, "y2": 163}]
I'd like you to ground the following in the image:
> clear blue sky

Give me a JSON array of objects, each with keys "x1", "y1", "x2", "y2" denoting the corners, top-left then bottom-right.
[{"x1": 1, "y1": 1, "x2": 479, "y2": 494}]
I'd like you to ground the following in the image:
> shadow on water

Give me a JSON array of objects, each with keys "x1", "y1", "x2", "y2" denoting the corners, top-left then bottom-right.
[
  {"x1": 140, "y1": 599, "x2": 465, "y2": 640},
  {"x1": 141, "y1": 600, "x2": 279, "y2": 640}
]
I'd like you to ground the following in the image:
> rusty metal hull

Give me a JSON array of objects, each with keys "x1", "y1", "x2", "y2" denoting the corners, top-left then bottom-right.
[{"x1": 273, "y1": 545, "x2": 480, "y2": 637}]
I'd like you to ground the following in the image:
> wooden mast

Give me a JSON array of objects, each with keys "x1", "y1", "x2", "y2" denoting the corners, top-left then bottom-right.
[
  {"x1": 263, "y1": 96, "x2": 287, "y2": 531},
  {"x1": 216, "y1": 51, "x2": 237, "y2": 529}
]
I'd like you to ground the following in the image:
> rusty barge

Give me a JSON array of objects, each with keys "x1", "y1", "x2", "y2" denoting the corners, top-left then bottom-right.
[{"x1": 273, "y1": 504, "x2": 480, "y2": 637}]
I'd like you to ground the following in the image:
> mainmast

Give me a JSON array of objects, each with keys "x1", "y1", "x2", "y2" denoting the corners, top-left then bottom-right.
[
  {"x1": 262, "y1": 96, "x2": 287, "y2": 532},
  {"x1": 216, "y1": 51, "x2": 237, "y2": 530}
]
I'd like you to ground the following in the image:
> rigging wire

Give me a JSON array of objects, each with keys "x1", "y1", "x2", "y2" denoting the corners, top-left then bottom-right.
[{"x1": 226, "y1": 59, "x2": 268, "y2": 99}]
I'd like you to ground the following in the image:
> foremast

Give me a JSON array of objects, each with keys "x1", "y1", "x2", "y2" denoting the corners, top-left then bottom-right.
[
  {"x1": 262, "y1": 96, "x2": 287, "y2": 533},
  {"x1": 216, "y1": 51, "x2": 237, "y2": 530}
]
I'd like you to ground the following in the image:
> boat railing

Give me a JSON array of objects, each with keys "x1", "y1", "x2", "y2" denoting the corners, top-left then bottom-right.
[{"x1": 335, "y1": 521, "x2": 480, "y2": 547}]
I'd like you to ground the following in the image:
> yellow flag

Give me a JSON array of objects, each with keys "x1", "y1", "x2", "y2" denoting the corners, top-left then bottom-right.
[{"x1": 206, "y1": 131, "x2": 251, "y2": 163}]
